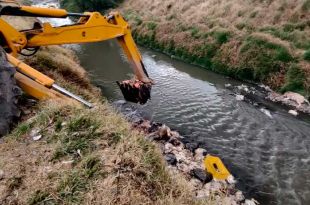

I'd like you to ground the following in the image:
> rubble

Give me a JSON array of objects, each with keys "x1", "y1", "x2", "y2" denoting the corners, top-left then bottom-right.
[{"x1": 127, "y1": 115, "x2": 257, "y2": 204}]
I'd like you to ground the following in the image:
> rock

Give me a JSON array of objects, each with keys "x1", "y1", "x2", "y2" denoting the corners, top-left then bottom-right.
[
  {"x1": 235, "y1": 191, "x2": 245, "y2": 202},
  {"x1": 191, "y1": 168, "x2": 213, "y2": 184},
  {"x1": 210, "y1": 181, "x2": 222, "y2": 192},
  {"x1": 0, "y1": 170, "x2": 4, "y2": 180},
  {"x1": 157, "y1": 125, "x2": 172, "y2": 140},
  {"x1": 164, "y1": 143, "x2": 174, "y2": 153},
  {"x1": 244, "y1": 199, "x2": 258, "y2": 205},
  {"x1": 226, "y1": 175, "x2": 237, "y2": 184},
  {"x1": 236, "y1": 94, "x2": 245, "y2": 101},
  {"x1": 196, "y1": 189, "x2": 210, "y2": 199},
  {"x1": 174, "y1": 151, "x2": 188, "y2": 163},
  {"x1": 284, "y1": 92, "x2": 309, "y2": 107},
  {"x1": 168, "y1": 137, "x2": 181, "y2": 146},
  {"x1": 194, "y1": 148, "x2": 207, "y2": 162},
  {"x1": 288, "y1": 110, "x2": 298, "y2": 116},
  {"x1": 176, "y1": 163, "x2": 192, "y2": 173},
  {"x1": 148, "y1": 122, "x2": 162, "y2": 133},
  {"x1": 189, "y1": 178, "x2": 203, "y2": 189},
  {"x1": 164, "y1": 153, "x2": 177, "y2": 165},
  {"x1": 185, "y1": 142, "x2": 199, "y2": 153}
]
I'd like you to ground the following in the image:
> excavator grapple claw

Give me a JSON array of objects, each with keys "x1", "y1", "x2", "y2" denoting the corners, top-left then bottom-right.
[{"x1": 117, "y1": 80, "x2": 151, "y2": 105}]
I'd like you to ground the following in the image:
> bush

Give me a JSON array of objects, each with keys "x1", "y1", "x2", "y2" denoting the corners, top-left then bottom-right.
[
  {"x1": 239, "y1": 36, "x2": 294, "y2": 80},
  {"x1": 304, "y1": 49, "x2": 310, "y2": 61},
  {"x1": 281, "y1": 64, "x2": 305, "y2": 94}
]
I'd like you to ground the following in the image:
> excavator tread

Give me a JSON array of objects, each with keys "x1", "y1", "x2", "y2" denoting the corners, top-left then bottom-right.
[{"x1": 0, "y1": 47, "x2": 21, "y2": 137}]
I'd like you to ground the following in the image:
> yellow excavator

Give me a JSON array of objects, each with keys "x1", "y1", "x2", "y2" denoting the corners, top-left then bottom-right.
[{"x1": 0, "y1": 2, "x2": 153, "y2": 136}]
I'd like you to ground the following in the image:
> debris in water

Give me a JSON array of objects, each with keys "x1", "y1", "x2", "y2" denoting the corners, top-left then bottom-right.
[
  {"x1": 288, "y1": 110, "x2": 298, "y2": 116},
  {"x1": 236, "y1": 94, "x2": 245, "y2": 101},
  {"x1": 117, "y1": 80, "x2": 151, "y2": 104},
  {"x1": 260, "y1": 108, "x2": 273, "y2": 118}
]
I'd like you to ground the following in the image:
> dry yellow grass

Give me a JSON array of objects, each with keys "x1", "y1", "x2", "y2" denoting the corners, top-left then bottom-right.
[
  {"x1": 119, "y1": 0, "x2": 310, "y2": 97},
  {"x1": 0, "y1": 7, "x2": 214, "y2": 204}
]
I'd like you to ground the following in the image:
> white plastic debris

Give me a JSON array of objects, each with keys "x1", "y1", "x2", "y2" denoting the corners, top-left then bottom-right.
[
  {"x1": 288, "y1": 110, "x2": 298, "y2": 116},
  {"x1": 260, "y1": 108, "x2": 273, "y2": 118},
  {"x1": 236, "y1": 94, "x2": 245, "y2": 101},
  {"x1": 32, "y1": 135, "x2": 42, "y2": 141}
]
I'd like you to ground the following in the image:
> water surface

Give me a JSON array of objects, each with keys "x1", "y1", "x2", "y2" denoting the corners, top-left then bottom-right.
[{"x1": 76, "y1": 41, "x2": 310, "y2": 205}]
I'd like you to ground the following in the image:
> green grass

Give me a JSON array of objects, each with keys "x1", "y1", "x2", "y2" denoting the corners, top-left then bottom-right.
[
  {"x1": 146, "y1": 21, "x2": 157, "y2": 30},
  {"x1": 302, "y1": 0, "x2": 310, "y2": 12},
  {"x1": 281, "y1": 64, "x2": 306, "y2": 94},
  {"x1": 213, "y1": 31, "x2": 230, "y2": 44},
  {"x1": 239, "y1": 36, "x2": 293, "y2": 80},
  {"x1": 260, "y1": 25, "x2": 310, "y2": 50},
  {"x1": 304, "y1": 49, "x2": 310, "y2": 61},
  {"x1": 28, "y1": 190, "x2": 52, "y2": 205},
  {"x1": 57, "y1": 171, "x2": 88, "y2": 204}
]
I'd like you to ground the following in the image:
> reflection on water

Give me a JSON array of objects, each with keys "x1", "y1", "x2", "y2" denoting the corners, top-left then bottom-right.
[{"x1": 76, "y1": 41, "x2": 310, "y2": 205}]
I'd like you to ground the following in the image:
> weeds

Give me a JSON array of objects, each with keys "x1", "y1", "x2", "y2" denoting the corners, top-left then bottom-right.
[
  {"x1": 57, "y1": 171, "x2": 88, "y2": 204},
  {"x1": 146, "y1": 21, "x2": 157, "y2": 30},
  {"x1": 281, "y1": 64, "x2": 306, "y2": 94},
  {"x1": 304, "y1": 49, "x2": 310, "y2": 62},
  {"x1": 240, "y1": 35, "x2": 293, "y2": 80}
]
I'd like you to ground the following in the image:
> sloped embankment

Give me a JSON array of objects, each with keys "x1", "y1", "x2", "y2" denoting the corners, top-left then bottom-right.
[
  {"x1": 0, "y1": 15, "x2": 195, "y2": 205},
  {"x1": 0, "y1": 14, "x2": 226, "y2": 205},
  {"x1": 119, "y1": 0, "x2": 310, "y2": 98}
]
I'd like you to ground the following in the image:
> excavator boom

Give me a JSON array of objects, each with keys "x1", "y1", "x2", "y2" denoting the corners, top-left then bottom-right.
[{"x1": 0, "y1": 4, "x2": 152, "y2": 105}]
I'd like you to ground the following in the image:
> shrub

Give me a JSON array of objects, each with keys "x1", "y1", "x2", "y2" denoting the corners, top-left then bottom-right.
[
  {"x1": 239, "y1": 36, "x2": 294, "y2": 80},
  {"x1": 281, "y1": 64, "x2": 306, "y2": 94},
  {"x1": 213, "y1": 31, "x2": 230, "y2": 44},
  {"x1": 304, "y1": 49, "x2": 310, "y2": 61}
]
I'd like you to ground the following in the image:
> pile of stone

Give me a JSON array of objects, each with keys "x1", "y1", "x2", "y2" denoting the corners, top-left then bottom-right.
[{"x1": 131, "y1": 119, "x2": 258, "y2": 205}]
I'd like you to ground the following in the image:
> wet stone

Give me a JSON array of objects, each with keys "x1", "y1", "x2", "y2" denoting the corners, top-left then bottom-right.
[
  {"x1": 185, "y1": 142, "x2": 199, "y2": 153},
  {"x1": 168, "y1": 137, "x2": 181, "y2": 146},
  {"x1": 164, "y1": 153, "x2": 177, "y2": 165},
  {"x1": 148, "y1": 122, "x2": 162, "y2": 133},
  {"x1": 191, "y1": 168, "x2": 213, "y2": 184}
]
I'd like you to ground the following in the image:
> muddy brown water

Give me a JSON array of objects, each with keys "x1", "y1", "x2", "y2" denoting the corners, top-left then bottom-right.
[
  {"x1": 31, "y1": 0, "x2": 310, "y2": 203},
  {"x1": 75, "y1": 41, "x2": 310, "y2": 205}
]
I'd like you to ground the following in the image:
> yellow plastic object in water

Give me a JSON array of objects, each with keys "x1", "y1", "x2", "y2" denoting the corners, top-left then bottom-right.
[{"x1": 204, "y1": 155, "x2": 230, "y2": 180}]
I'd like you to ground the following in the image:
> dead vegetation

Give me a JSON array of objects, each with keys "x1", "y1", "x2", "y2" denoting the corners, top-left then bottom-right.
[
  {"x1": 0, "y1": 6, "x2": 212, "y2": 205},
  {"x1": 119, "y1": 0, "x2": 310, "y2": 98},
  {"x1": 0, "y1": 99, "x2": 205, "y2": 205},
  {"x1": 0, "y1": 41, "x2": 208, "y2": 205}
]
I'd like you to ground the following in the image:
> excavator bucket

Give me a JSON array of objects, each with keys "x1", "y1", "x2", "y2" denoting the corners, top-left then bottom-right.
[{"x1": 117, "y1": 80, "x2": 151, "y2": 104}]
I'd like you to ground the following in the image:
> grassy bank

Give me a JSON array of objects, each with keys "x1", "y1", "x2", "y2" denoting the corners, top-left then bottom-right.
[
  {"x1": 0, "y1": 13, "x2": 210, "y2": 205},
  {"x1": 118, "y1": 0, "x2": 310, "y2": 98}
]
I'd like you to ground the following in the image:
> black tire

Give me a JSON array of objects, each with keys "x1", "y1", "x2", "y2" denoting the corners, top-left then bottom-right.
[{"x1": 0, "y1": 47, "x2": 21, "y2": 137}]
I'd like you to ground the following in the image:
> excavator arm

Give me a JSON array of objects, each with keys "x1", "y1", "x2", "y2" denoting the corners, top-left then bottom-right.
[{"x1": 0, "y1": 5, "x2": 152, "y2": 105}]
